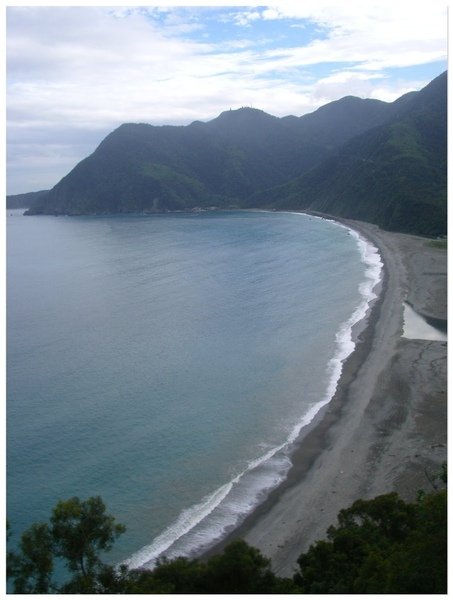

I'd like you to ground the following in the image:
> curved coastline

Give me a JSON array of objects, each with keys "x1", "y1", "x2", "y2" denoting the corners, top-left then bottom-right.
[
  {"x1": 123, "y1": 211, "x2": 382, "y2": 570},
  {"x1": 201, "y1": 214, "x2": 390, "y2": 560},
  {"x1": 213, "y1": 214, "x2": 447, "y2": 576},
  {"x1": 123, "y1": 211, "x2": 447, "y2": 575}
]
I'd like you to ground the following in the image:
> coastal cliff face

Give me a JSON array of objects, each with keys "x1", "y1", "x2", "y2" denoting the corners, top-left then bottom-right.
[{"x1": 24, "y1": 72, "x2": 446, "y2": 236}]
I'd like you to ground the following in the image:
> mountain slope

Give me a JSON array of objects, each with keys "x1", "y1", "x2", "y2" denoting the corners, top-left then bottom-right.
[
  {"x1": 249, "y1": 72, "x2": 447, "y2": 236},
  {"x1": 26, "y1": 99, "x2": 394, "y2": 216},
  {"x1": 7, "y1": 190, "x2": 49, "y2": 209},
  {"x1": 25, "y1": 72, "x2": 447, "y2": 236}
]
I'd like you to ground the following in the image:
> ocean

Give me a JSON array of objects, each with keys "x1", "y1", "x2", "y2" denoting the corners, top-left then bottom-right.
[{"x1": 7, "y1": 209, "x2": 382, "y2": 569}]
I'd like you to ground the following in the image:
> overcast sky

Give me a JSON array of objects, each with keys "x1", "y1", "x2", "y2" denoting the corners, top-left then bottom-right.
[{"x1": 6, "y1": 1, "x2": 447, "y2": 195}]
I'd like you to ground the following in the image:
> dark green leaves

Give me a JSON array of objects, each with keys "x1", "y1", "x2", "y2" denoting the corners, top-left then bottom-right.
[
  {"x1": 7, "y1": 484, "x2": 446, "y2": 593},
  {"x1": 8, "y1": 496, "x2": 126, "y2": 594},
  {"x1": 50, "y1": 496, "x2": 125, "y2": 577},
  {"x1": 294, "y1": 489, "x2": 447, "y2": 594}
]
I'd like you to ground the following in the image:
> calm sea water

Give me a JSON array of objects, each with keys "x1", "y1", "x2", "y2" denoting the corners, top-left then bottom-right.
[{"x1": 7, "y1": 210, "x2": 381, "y2": 567}]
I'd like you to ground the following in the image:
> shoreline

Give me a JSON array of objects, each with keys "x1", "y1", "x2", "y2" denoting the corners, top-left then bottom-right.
[
  {"x1": 15, "y1": 208, "x2": 446, "y2": 576},
  {"x1": 203, "y1": 215, "x2": 447, "y2": 576}
]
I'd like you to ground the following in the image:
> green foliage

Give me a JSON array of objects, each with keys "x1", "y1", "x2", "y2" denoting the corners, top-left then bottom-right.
[
  {"x1": 386, "y1": 490, "x2": 447, "y2": 593},
  {"x1": 8, "y1": 523, "x2": 54, "y2": 593},
  {"x1": 250, "y1": 72, "x2": 447, "y2": 236},
  {"x1": 8, "y1": 496, "x2": 125, "y2": 594},
  {"x1": 426, "y1": 238, "x2": 447, "y2": 249},
  {"x1": 7, "y1": 498, "x2": 296, "y2": 594},
  {"x1": 7, "y1": 484, "x2": 446, "y2": 594},
  {"x1": 202, "y1": 539, "x2": 298, "y2": 594},
  {"x1": 116, "y1": 539, "x2": 299, "y2": 594},
  {"x1": 387, "y1": 121, "x2": 426, "y2": 161},
  {"x1": 50, "y1": 496, "x2": 125, "y2": 578},
  {"x1": 294, "y1": 489, "x2": 447, "y2": 594}
]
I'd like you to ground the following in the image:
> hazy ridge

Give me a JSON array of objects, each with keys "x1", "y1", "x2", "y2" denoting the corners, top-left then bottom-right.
[{"x1": 13, "y1": 72, "x2": 446, "y2": 236}]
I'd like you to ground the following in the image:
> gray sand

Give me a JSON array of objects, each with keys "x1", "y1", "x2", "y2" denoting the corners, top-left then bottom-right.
[{"x1": 234, "y1": 220, "x2": 447, "y2": 577}]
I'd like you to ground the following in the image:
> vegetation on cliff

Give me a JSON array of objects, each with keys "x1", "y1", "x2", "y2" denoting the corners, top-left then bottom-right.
[{"x1": 251, "y1": 72, "x2": 447, "y2": 236}]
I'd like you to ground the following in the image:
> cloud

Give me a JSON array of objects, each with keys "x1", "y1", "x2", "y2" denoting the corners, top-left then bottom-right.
[
  {"x1": 6, "y1": 3, "x2": 447, "y2": 194},
  {"x1": 237, "y1": 11, "x2": 262, "y2": 26},
  {"x1": 227, "y1": 1, "x2": 446, "y2": 70}
]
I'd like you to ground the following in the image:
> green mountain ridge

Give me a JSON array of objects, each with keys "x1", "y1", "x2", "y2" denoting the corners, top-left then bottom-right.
[
  {"x1": 250, "y1": 72, "x2": 447, "y2": 236},
  {"x1": 21, "y1": 71, "x2": 447, "y2": 236}
]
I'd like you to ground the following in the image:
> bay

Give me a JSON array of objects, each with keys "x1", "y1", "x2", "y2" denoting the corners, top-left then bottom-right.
[{"x1": 7, "y1": 209, "x2": 380, "y2": 567}]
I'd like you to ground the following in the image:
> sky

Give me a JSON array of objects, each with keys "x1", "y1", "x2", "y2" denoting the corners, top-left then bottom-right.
[{"x1": 5, "y1": 1, "x2": 448, "y2": 195}]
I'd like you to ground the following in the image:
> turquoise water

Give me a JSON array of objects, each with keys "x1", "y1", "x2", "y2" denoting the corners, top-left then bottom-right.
[{"x1": 7, "y1": 210, "x2": 381, "y2": 567}]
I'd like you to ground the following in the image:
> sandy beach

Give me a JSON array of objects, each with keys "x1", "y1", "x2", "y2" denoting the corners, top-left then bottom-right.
[{"x1": 214, "y1": 218, "x2": 447, "y2": 577}]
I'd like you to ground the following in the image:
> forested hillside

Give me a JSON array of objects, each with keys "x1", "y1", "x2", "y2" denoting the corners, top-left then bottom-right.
[
  {"x1": 7, "y1": 190, "x2": 49, "y2": 209},
  {"x1": 250, "y1": 72, "x2": 447, "y2": 236},
  {"x1": 23, "y1": 72, "x2": 447, "y2": 236}
]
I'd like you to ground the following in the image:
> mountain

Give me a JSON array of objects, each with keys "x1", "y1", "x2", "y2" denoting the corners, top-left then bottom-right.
[
  {"x1": 24, "y1": 101, "x2": 394, "y2": 216},
  {"x1": 25, "y1": 72, "x2": 446, "y2": 236},
  {"x1": 250, "y1": 72, "x2": 447, "y2": 236},
  {"x1": 7, "y1": 190, "x2": 49, "y2": 209}
]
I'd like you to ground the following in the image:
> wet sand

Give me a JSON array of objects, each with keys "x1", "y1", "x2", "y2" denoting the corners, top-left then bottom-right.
[{"x1": 212, "y1": 218, "x2": 447, "y2": 577}]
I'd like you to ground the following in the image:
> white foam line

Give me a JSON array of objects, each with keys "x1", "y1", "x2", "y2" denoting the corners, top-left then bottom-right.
[
  {"x1": 285, "y1": 221, "x2": 383, "y2": 446},
  {"x1": 123, "y1": 482, "x2": 234, "y2": 570},
  {"x1": 124, "y1": 439, "x2": 297, "y2": 570}
]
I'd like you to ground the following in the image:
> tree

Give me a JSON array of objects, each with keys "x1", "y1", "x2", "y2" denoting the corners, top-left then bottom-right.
[
  {"x1": 50, "y1": 496, "x2": 125, "y2": 579},
  {"x1": 8, "y1": 496, "x2": 125, "y2": 593},
  {"x1": 7, "y1": 522, "x2": 54, "y2": 593},
  {"x1": 381, "y1": 489, "x2": 447, "y2": 593},
  {"x1": 294, "y1": 489, "x2": 447, "y2": 594},
  {"x1": 7, "y1": 478, "x2": 446, "y2": 594},
  {"x1": 202, "y1": 539, "x2": 298, "y2": 594}
]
